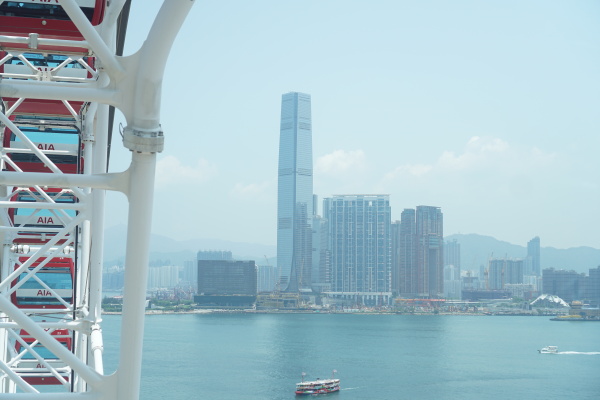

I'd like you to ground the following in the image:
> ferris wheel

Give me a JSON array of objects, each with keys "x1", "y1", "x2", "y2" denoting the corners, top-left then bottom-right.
[{"x1": 0, "y1": 0, "x2": 194, "y2": 398}]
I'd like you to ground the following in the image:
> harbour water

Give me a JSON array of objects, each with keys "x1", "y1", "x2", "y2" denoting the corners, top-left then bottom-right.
[{"x1": 101, "y1": 313, "x2": 600, "y2": 400}]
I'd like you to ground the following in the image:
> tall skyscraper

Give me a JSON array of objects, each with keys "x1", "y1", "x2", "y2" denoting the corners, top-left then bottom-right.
[
  {"x1": 391, "y1": 220, "x2": 401, "y2": 294},
  {"x1": 311, "y1": 194, "x2": 323, "y2": 289},
  {"x1": 277, "y1": 92, "x2": 313, "y2": 292},
  {"x1": 416, "y1": 206, "x2": 444, "y2": 297},
  {"x1": 398, "y1": 209, "x2": 417, "y2": 296},
  {"x1": 325, "y1": 195, "x2": 392, "y2": 305},
  {"x1": 527, "y1": 236, "x2": 541, "y2": 276},
  {"x1": 398, "y1": 206, "x2": 443, "y2": 297}
]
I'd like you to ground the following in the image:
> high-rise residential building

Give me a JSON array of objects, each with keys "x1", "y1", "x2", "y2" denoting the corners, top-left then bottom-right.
[
  {"x1": 102, "y1": 265, "x2": 124, "y2": 291},
  {"x1": 397, "y1": 209, "x2": 417, "y2": 296},
  {"x1": 443, "y1": 239, "x2": 461, "y2": 298},
  {"x1": 416, "y1": 206, "x2": 444, "y2": 297},
  {"x1": 318, "y1": 197, "x2": 334, "y2": 291},
  {"x1": 324, "y1": 195, "x2": 392, "y2": 305},
  {"x1": 399, "y1": 206, "x2": 443, "y2": 297},
  {"x1": 312, "y1": 195, "x2": 333, "y2": 293},
  {"x1": 257, "y1": 264, "x2": 277, "y2": 293},
  {"x1": 504, "y1": 259, "x2": 524, "y2": 285},
  {"x1": 488, "y1": 260, "x2": 503, "y2": 290},
  {"x1": 444, "y1": 239, "x2": 460, "y2": 269},
  {"x1": 182, "y1": 259, "x2": 198, "y2": 291},
  {"x1": 391, "y1": 221, "x2": 401, "y2": 294},
  {"x1": 311, "y1": 214, "x2": 323, "y2": 287},
  {"x1": 527, "y1": 236, "x2": 541, "y2": 276},
  {"x1": 147, "y1": 265, "x2": 181, "y2": 289},
  {"x1": 277, "y1": 92, "x2": 313, "y2": 292},
  {"x1": 488, "y1": 259, "x2": 524, "y2": 289},
  {"x1": 443, "y1": 264, "x2": 461, "y2": 299},
  {"x1": 311, "y1": 194, "x2": 322, "y2": 289}
]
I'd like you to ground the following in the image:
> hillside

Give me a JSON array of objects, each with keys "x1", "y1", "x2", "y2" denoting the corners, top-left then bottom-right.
[
  {"x1": 103, "y1": 224, "x2": 276, "y2": 266},
  {"x1": 446, "y1": 233, "x2": 600, "y2": 274}
]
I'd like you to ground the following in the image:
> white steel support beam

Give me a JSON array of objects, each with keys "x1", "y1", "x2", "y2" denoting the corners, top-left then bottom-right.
[
  {"x1": 116, "y1": 152, "x2": 156, "y2": 400},
  {"x1": 115, "y1": 2, "x2": 195, "y2": 396}
]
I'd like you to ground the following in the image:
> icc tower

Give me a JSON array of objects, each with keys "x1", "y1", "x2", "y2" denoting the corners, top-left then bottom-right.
[{"x1": 277, "y1": 92, "x2": 313, "y2": 292}]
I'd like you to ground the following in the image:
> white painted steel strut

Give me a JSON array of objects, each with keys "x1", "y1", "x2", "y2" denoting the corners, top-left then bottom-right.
[{"x1": 0, "y1": 0, "x2": 195, "y2": 398}]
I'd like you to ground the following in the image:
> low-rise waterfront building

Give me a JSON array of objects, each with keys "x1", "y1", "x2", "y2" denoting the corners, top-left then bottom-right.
[{"x1": 195, "y1": 259, "x2": 257, "y2": 307}]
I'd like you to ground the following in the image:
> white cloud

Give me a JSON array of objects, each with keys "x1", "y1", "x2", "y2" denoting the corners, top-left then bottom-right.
[
  {"x1": 438, "y1": 136, "x2": 509, "y2": 170},
  {"x1": 384, "y1": 164, "x2": 432, "y2": 180},
  {"x1": 530, "y1": 146, "x2": 557, "y2": 165},
  {"x1": 231, "y1": 181, "x2": 271, "y2": 198},
  {"x1": 384, "y1": 136, "x2": 556, "y2": 183},
  {"x1": 315, "y1": 149, "x2": 366, "y2": 176},
  {"x1": 155, "y1": 155, "x2": 217, "y2": 187}
]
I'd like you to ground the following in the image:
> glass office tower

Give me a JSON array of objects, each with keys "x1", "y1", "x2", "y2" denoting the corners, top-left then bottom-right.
[{"x1": 277, "y1": 92, "x2": 313, "y2": 292}]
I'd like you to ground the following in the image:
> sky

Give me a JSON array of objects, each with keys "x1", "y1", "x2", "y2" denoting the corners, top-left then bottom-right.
[{"x1": 105, "y1": 0, "x2": 600, "y2": 250}]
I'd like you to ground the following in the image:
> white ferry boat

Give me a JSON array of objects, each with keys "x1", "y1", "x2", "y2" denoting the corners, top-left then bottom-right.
[
  {"x1": 295, "y1": 371, "x2": 340, "y2": 395},
  {"x1": 538, "y1": 346, "x2": 558, "y2": 354}
]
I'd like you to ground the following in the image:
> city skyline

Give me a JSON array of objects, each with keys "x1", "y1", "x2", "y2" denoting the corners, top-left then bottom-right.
[{"x1": 105, "y1": 1, "x2": 600, "y2": 250}]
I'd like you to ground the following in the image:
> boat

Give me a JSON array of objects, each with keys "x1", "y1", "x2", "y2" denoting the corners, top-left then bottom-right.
[
  {"x1": 538, "y1": 346, "x2": 558, "y2": 354},
  {"x1": 295, "y1": 370, "x2": 340, "y2": 395}
]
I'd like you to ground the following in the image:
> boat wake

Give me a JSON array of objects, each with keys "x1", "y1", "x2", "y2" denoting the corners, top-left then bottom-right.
[
  {"x1": 557, "y1": 351, "x2": 600, "y2": 355},
  {"x1": 341, "y1": 387, "x2": 360, "y2": 391}
]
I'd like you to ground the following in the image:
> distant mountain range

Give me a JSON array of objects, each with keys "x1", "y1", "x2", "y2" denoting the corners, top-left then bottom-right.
[
  {"x1": 445, "y1": 234, "x2": 600, "y2": 274},
  {"x1": 103, "y1": 226, "x2": 599, "y2": 275},
  {"x1": 103, "y1": 225, "x2": 276, "y2": 267}
]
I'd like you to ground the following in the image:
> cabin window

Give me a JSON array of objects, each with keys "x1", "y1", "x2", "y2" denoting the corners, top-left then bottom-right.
[
  {"x1": 0, "y1": 2, "x2": 94, "y2": 21},
  {"x1": 18, "y1": 269, "x2": 73, "y2": 290}
]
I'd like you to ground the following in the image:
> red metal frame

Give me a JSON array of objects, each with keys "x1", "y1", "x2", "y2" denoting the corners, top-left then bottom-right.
[
  {"x1": 1, "y1": 99, "x2": 86, "y2": 118},
  {"x1": 7, "y1": 187, "x2": 76, "y2": 226},
  {"x1": 14, "y1": 328, "x2": 72, "y2": 385},
  {"x1": 11, "y1": 256, "x2": 75, "y2": 310},
  {"x1": 0, "y1": 0, "x2": 107, "y2": 41},
  {"x1": 2, "y1": 118, "x2": 83, "y2": 174},
  {"x1": 7, "y1": 187, "x2": 77, "y2": 245}
]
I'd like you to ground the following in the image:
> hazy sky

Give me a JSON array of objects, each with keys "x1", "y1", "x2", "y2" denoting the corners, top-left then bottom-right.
[{"x1": 106, "y1": 1, "x2": 600, "y2": 250}]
